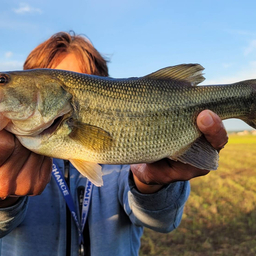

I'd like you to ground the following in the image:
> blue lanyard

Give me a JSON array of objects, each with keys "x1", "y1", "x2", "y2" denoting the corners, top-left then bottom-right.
[{"x1": 52, "y1": 159, "x2": 93, "y2": 244}]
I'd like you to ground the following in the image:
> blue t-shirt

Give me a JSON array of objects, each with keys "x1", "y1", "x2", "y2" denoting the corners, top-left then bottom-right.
[{"x1": 0, "y1": 159, "x2": 190, "y2": 256}]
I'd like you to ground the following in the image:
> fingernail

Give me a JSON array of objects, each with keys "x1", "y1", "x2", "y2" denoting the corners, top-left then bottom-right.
[{"x1": 200, "y1": 112, "x2": 214, "y2": 127}]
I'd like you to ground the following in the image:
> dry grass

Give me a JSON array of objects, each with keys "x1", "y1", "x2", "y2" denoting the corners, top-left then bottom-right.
[{"x1": 140, "y1": 134, "x2": 256, "y2": 256}]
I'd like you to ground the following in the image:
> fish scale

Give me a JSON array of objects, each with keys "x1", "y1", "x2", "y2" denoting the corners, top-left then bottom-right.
[{"x1": 0, "y1": 64, "x2": 256, "y2": 186}]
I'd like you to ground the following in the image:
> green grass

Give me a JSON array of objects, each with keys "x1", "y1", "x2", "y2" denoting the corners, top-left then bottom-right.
[{"x1": 140, "y1": 134, "x2": 256, "y2": 256}]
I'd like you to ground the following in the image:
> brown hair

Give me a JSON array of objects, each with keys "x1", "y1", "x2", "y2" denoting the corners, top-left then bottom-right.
[{"x1": 23, "y1": 31, "x2": 109, "y2": 76}]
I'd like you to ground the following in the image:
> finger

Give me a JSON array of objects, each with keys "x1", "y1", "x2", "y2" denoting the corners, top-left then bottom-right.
[
  {"x1": 0, "y1": 140, "x2": 32, "y2": 197},
  {"x1": 132, "y1": 159, "x2": 211, "y2": 185},
  {"x1": 0, "y1": 137, "x2": 31, "y2": 180},
  {"x1": 0, "y1": 130, "x2": 15, "y2": 166},
  {"x1": 14, "y1": 154, "x2": 52, "y2": 196},
  {"x1": 0, "y1": 135, "x2": 52, "y2": 197},
  {"x1": 197, "y1": 110, "x2": 228, "y2": 151},
  {"x1": 0, "y1": 114, "x2": 10, "y2": 130},
  {"x1": 168, "y1": 160, "x2": 210, "y2": 182},
  {"x1": 39, "y1": 156, "x2": 52, "y2": 184},
  {"x1": 33, "y1": 156, "x2": 52, "y2": 195}
]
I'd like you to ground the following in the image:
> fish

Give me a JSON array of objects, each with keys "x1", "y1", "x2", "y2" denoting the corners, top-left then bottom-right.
[{"x1": 0, "y1": 64, "x2": 255, "y2": 186}]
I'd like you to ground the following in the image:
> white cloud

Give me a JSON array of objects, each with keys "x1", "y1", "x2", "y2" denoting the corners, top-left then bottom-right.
[
  {"x1": 222, "y1": 62, "x2": 234, "y2": 69},
  {"x1": 13, "y1": 3, "x2": 42, "y2": 14},
  {"x1": 204, "y1": 61, "x2": 256, "y2": 85},
  {"x1": 244, "y1": 39, "x2": 256, "y2": 56},
  {"x1": 0, "y1": 61, "x2": 23, "y2": 71},
  {"x1": 226, "y1": 29, "x2": 256, "y2": 37},
  {"x1": 5, "y1": 52, "x2": 13, "y2": 58},
  {"x1": 0, "y1": 17, "x2": 37, "y2": 30}
]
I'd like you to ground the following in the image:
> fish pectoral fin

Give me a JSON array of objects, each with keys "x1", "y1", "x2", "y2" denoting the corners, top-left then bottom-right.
[
  {"x1": 171, "y1": 136, "x2": 219, "y2": 170},
  {"x1": 143, "y1": 64, "x2": 205, "y2": 86},
  {"x1": 70, "y1": 159, "x2": 103, "y2": 186},
  {"x1": 69, "y1": 122, "x2": 113, "y2": 151}
]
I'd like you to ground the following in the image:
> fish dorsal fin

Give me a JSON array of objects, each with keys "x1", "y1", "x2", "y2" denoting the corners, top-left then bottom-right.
[
  {"x1": 171, "y1": 135, "x2": 219, "y2": 170},
  {"x1": 144, "y1": 64, "x2": 205, "y2": 86},
  {"x1": 69, "y1": 121, "x2": 113, "y2": 152},
  {"x1": 70, "y1": 159, "x2": 103, "y2": 186}
]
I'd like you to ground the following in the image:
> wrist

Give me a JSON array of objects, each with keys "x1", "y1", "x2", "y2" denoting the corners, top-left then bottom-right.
[
  {"x1": 133, "y1": 174, "x2": 163, "y2": 194},
  {"x1": 0, "y1": 197, "x2": 20, "y2": 208}
]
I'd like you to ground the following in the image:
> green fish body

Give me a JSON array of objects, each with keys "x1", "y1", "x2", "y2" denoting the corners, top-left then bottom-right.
[{"x1": 0, "y1": 64, "x2": 255, "y2": 186}]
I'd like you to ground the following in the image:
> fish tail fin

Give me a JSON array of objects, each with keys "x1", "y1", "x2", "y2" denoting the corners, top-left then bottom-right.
[
  {"x1": 250, "y1": 80, "x2": 256, "y2": 129},
  {"x1": 233, "y1": 79, "x2": 256, "y2": 129}
]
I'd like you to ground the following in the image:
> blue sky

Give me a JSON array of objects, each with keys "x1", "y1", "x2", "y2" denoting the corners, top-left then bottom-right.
[{"x1": 1, "y1": 0, "x2": 256, "y2": 131}]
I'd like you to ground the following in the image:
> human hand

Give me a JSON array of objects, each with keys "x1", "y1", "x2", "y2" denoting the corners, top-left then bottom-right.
[
  {"x1": 131, "y1": 110, "x2": 228, "y2": 193},
  {"x1": 0, "y1": 130, "x2": 52, "y2": 207}
]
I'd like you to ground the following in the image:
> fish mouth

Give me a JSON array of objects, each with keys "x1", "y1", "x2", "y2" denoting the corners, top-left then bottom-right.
[{"x1": 39, "y1": 115, "x2": 64, "y2": 136}]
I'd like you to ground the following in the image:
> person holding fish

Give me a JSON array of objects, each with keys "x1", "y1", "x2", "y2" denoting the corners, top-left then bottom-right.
[{"x1": 0, "y1": 32, "x2": 228, "y2": 256}]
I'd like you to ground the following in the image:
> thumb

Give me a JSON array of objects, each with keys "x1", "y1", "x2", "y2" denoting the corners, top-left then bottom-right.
[{"x1": 197, "y1": 110, "x2": 228, "y2": 151}]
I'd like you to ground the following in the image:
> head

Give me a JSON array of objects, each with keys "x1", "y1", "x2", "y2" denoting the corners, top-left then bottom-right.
[{"x1": 23, "y1": 31, "x2": 109, "y2": 76}]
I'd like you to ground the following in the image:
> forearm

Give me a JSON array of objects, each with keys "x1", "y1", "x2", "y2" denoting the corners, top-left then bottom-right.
[{"x1": 129, "y1": 172, "x2": 190, "y2": 232}]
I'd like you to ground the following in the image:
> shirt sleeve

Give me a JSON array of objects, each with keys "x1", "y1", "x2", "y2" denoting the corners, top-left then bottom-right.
[
  {"x1": 0, "y1": 196, "x2": 29, "y2": 238},
  {"x1": 118, "y1": 166, "x2": 190, "y2": 233}
]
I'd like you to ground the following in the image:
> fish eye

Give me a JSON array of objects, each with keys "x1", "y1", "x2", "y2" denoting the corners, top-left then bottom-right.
[{"x1": 0, "y1": 75, "x2": 9, "y2": 85}]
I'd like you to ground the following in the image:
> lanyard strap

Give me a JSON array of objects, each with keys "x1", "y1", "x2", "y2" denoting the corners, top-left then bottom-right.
[
  {"x1": 80, "y1": 179, "x2": 93, "y2": 234},
  {"x1": 52, "y1": 159, "x2": 93, "y2": 244}
]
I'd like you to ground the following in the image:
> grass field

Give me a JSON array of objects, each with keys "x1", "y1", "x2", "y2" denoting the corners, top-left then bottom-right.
[{"x1": 140, "y1": 133, "x2": 256, "y2": 256}]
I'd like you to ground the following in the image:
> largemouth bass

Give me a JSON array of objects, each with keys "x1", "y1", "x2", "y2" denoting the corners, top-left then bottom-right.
[{"x1": 0, "y1": 64, "x2": 255, "y2": 186}]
